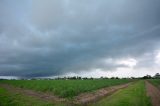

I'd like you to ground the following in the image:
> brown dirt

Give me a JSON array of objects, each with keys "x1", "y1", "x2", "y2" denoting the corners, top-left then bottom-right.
[
  {"x1": 72, "y1": 83, "x2": 131, "y2": 105},
  {"x1": 145, "y1": 81, "x2": 160, "y2": 106}
]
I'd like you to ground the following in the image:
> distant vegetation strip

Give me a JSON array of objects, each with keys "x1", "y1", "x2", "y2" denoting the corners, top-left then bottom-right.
[
  {"x1": 0, "y1": 79, "x2": 131, "y2": 98},
  {"x1": 90, "y1": 81, "x2": 151, "y2": 106}
]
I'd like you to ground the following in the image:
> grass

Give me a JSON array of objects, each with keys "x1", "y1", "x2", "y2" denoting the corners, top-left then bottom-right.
[
  {"x1": 148, "y1": 79, "x2": 160, "y2": 88},
  {"x1": 0, "y1": 79, "x2": 130, "y2": 98},
  {"x1": 0, "y1": 86, "x2": 64, "y2": 106},
  {"x1": 90, "y1": 81, "x2": 151, "y2": 106}
]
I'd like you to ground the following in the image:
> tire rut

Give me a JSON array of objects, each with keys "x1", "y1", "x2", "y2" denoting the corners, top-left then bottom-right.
[{"x1": 145, "y1": 81, "x2": 160, "y2": 106}]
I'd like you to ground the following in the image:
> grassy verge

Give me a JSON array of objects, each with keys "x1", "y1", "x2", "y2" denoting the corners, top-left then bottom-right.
[
  {"x1": 0, "y1": 79, "x2": 131, "y2": 98},
  {"x1": 90, "y1": 81, "x2": 151, "y2": 106},
  {"x1": 0, "y1": 86, "x2": 64, "y2": 106}
]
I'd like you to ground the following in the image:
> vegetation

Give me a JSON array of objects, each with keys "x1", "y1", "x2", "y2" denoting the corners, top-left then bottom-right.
[
  {"x1": 142, "y1": 73, "x2": 160, "y2": 79},
  {"x1": 0, "y1": 79, "x2": 130, "y2": 98},
  {"x1": 0, "y1": 74, "x2": 158, "y2": 105},
  {"x1": 153, "y1": 73, "x2": 160, "y2": 79},
  {"x1": 0, "y1": 87, "x2": 64, "y2": 106},
  {"x1": 149, "y1": 79, "x2": 160, "y2": 88},
  {"x1": 90, "y1": 81, "x2": 151, "y2": 106}
]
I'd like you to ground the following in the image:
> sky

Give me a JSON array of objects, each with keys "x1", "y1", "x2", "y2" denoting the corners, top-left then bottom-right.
[{"x1": 0, "y1": 0, "x2": 160, "y2": 78}]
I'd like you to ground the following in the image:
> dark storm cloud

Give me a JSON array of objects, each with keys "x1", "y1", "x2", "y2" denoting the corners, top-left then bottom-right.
[{"x1": 0, "y1": 0, "x2": 160, "y2": 77}]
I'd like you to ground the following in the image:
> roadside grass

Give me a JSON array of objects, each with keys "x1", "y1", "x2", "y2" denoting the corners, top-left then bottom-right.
[
  {"x1": 0, "y1": 87, "x2": 64, "y2": 106},
  {"x1": 90, "y1": 81, "x2": 151, "y2": 106},
  {"x1": 0, "y1": 79, "x2": 131, "y2": 98},
  {"x1": 149, "y1": 79, "x2": 160, "y2": 88}
]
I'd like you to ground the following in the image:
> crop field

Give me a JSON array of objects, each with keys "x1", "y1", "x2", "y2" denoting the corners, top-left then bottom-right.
[
  {"x1": 0, "y1": 79, "x2": 130, "y2": 98},
  {"x1": 0, "y1": 79, "x2": 160, "y2": 106},
  {"x1": 0, "y1": 87, "x2": 56, "y2": 106}
]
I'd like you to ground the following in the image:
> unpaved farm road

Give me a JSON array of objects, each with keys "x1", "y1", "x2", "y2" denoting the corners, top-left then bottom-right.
[
  {"x1": 73, "y1": 83, "x2": 130, "y2": 105},
  {"x1": 146, "y1": 81, "x2": 160, "y2": 106},
  {"x1": 0, "y1": 82, "x2": 131, "y2": 106}
]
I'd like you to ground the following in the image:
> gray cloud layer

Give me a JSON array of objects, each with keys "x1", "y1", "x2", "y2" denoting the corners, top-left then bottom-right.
[{"x1": 0, "y1": 0, "x2": 160, "y2": 77}]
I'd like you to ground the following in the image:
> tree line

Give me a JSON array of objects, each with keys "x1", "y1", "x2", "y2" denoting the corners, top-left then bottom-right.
[{"x1": 0, "y1": 73, "x2": 160, "y2": 80}]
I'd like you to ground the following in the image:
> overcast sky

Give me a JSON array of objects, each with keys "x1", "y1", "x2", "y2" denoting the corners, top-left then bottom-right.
[{"x1": 0, "y1": 0, "x2": 160, "y2": 78}]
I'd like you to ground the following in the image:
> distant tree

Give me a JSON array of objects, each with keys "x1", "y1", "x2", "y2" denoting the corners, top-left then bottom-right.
[
  {"x1": 77, "y1": 76, "x2": 82, "y2": 80},
  {"x1": 83, "y1": 77, "x2": 88, "y2": 80},
  {"x1": 115, "y1": 77, "x2": 119, "y2": 79},
  {"x1": 56, "y1": 77, "x2": 61, "y2": 80},
  {"x1": 100, "y1": 76, "x2": 103, "y2": 79},
  {"x1": 0, "y1": 79, "x2": 5, "y2": 80},
  {"x1": 142, "y1": 75, "x2": 152, "y2": 79},
  {"x1": 69, "y1": 76, "x2": 76, "y2": 80},
  {"x1": 154, "y1": 73, "x2": 160, "y2": 79},
  {"x1": 104, "y1": 77, "x2": 109, "y2": 79},
  {"x1": 131, "y1": 77, "x2": 135, "y2": 79},
  {"x1": 110, "y1": 77, "x2": 115, "y2": 79}
]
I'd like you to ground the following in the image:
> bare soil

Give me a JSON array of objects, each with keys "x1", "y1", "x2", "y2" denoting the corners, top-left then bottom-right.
[
  {"x1": 72, "y1": 83, "x2": 130, "y2": 105},
  {"x1": 145, "y1": 81, "x2": 160, "y2": 106}
]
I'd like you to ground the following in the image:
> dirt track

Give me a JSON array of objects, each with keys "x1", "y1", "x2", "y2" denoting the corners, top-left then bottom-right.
[{"x1": 145, "y1": 81, "x2": 160, "y2": 106}]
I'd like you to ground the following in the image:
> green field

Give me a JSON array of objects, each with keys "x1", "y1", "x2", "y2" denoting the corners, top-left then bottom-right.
[
  {"x1": 149, "y1": 79, "x2": 160, "y2": 88},
  {"x1": 0, "y1": 79, "x2": 130, "y2": 98},
  {"x1": 0, "y1": 86, "x2": 64, "y2": 106},
  {"x1": 90, "y1": 81, "x2": 151, "y2": 106},
  {"x1": 0, "y1": 79, "x2": 156, "y2": 106}
]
